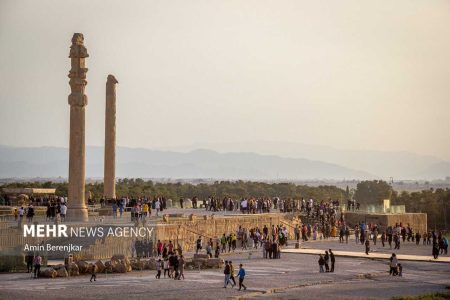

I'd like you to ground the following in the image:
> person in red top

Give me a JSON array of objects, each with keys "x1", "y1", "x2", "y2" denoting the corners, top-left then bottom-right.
[
  {"x1": 168, "y1": 240, "x2": 174, "y2": 254},
  {"x1": 157, "y1": 240, "x2": 163, "y2": 256}
]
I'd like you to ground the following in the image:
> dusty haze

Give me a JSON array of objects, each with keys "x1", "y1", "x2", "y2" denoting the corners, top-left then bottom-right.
[{"x1": 0, "y1": 0, "x2": 449, "y2": 160}]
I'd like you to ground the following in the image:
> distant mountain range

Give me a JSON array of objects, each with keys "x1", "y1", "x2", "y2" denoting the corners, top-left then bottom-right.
[
  {"x1": 0, "y1": 144, "x2": 448, "y2": 180},
  {"x1": 157, "y1": 141, "x2": 450, "y2": 180}
]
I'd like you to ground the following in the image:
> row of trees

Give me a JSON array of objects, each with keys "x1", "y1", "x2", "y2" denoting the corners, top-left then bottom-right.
[
  {"x1": 353, "y1": 180, "x2": 449, "y2": 230},
  {"x1": 1, "y1": 179, "x2": 347, "y2": 202},
  {"x1": 2, "y1": 179, "x2": 448, "y2": 229}
]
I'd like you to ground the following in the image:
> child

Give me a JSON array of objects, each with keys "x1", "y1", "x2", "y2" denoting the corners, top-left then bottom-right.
[
  {"x1": 398, "y1": 263, "x2": 403, "y2": 277},
  {"x1": 155, "y1": 259, "x2": 162, "y2": 279}
]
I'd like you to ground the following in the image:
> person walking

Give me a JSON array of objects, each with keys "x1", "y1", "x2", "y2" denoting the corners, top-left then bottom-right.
[
  {"x1": 178, "y1": 255, "x2": 185, "y2": 280},
  {"x1": 237, "y1": 264, "x2": 247, "y2": 291},
  {"x1": 25, "y1": 251, "x2": 34, "y2": 273},
  {"x1": 89, "y1": 264, "x2": 97, "y2": 282},
  {"x1": 223, "y1": 261, "x2": 234, "y2": 288},
  {"x1": 389, "y1": 253, "x2": 398, "y2": 276},
  {"x1": 365, "y1": 239, "x2": 370, "y2": 255},
  {"x1": 329, "y1": 249, "x2": 335, "y2": 272},
  {"x1": 33, "y1": 254, "x2": 42, "y2": 279},
  {"x1": 155, "y1": 258, "x2": 162, "y2": 279},
  {"x1": 229, "y1": 261, "x2": 237, "y2": 286}
]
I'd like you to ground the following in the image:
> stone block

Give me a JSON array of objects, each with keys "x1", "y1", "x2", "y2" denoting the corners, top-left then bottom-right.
[
  {"x1": 76, "y1": 260, "x2": 90, "y2": 274},
  {"x1": 95, "y1": 260, "x2": 105, "y2": 273},
  {"x1": 206, "y1": 258, "x2": 224, "y2": 268},
  {"x1": 112, "y1": 262, "x2": 127, "y2": 273},
  {"x1": 40, "y1": 267, "x2": 57, "y2": 278},
  {"x1": 104, "y1": 261, "x2": 113, "y2": 273},
  {"x1": 193, "y1": 254, "x2": 209, "y2": 259},
  {"x1": 56, "y1": 268, "x2": 68, "y2": 277},
  {"x1": 67, "y1": 262, "x2": 79, "y2": 276},
  {"x1": 144, "y1": 258, "x2": 156, "y2": 270}
]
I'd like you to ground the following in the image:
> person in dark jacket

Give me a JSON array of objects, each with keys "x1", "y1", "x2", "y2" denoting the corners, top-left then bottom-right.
[
  {"x1": 26, "y1": 204, "x2": 35, "y2": 223},
  {"x1": 324, "y1": 251, "x2": 330, "y2": 272},
  {"x1": 223, "y1": 261, "x2": 234, "y2": 288},
  {"x1": 432, "y1": 242, "x2": 440, "y2": 259},
  {"x1": 318, "y1": 255, "x2": 325, "y2": 273},
  {"x1": 329, "y1": 249, "x2": 335, "y2": 272},
  {"x1": 25, "y1": 252, "x2": 34, "y2": 273}
]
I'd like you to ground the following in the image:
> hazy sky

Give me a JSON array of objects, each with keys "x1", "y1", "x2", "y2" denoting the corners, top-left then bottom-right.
[{"x1": 1, "y1": 0, "x2": 449, "y2": 160}]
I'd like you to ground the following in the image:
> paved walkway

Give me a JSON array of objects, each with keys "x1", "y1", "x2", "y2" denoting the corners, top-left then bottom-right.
[
  {"x1": 282, "y1": 248, "x2": 450, "y2": 263},
  {"x1": 1, "y1": 250, "x2": 449, "y2": 300}
]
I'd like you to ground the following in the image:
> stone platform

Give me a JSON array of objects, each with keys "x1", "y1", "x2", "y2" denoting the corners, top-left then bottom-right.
[
  {"x1": 282, "y1": 248, "x2": 450, "y2": 263},
  {"x1": 344, "y1": 211, "x2": 428, "y2": 233}
]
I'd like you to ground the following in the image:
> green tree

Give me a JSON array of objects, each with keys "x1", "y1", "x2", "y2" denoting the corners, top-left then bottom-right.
[{"x1": 354, "y1": 180, "x2": 392, "y2": 207}]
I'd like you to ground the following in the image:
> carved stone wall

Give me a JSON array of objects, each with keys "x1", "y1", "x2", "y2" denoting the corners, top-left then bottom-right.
[{"x1": 154, "y1": 213, "x2": 300, "y2": 252}]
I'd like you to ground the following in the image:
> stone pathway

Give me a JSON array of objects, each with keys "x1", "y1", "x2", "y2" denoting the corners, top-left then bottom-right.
[{"x1": 282, "y1": 248, "x2": 450, "y2": 263}]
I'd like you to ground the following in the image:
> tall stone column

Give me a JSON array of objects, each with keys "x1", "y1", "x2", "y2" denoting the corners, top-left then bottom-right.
[
  {"x1": 104, "y1": 75, "x2": 118, "y2": 199},
  {"x1": 67, "y1": 33, "x2": 89, "y2": 222}
]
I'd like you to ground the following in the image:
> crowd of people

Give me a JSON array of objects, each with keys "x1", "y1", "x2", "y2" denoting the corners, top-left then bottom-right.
[
  {"x1": 349, "y1": 222, "x2": 449, "y2": 259},
  {"x1": 110, "y1": 196, "x2": 169, "y2": 219},
  {"x1": 154, "y1": 239, "x2": 185, "y2": 280}
]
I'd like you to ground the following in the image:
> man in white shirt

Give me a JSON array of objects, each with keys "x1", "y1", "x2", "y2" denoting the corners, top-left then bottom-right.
[
  {"x1": 155, "y1": 199, "x2": 161, "y2": 216},
  {"x1": 241, "y1": 199, "x2": 247, "y2": 213},
  {"x1": 18, "y1": 207, "x2": 24, "y2": 224},
  {"x1": 60, "y1": 203, "x2": 67, "y2": 221}
]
